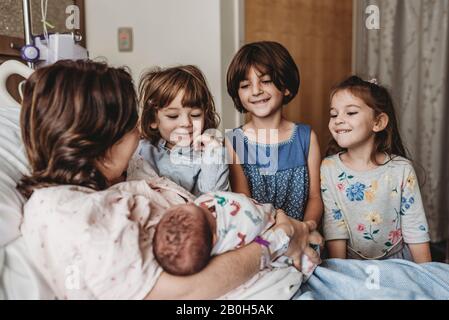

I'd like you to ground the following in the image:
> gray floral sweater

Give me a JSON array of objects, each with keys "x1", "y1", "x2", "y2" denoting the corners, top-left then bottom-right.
[{"x1": 321, "y1": 154, "x2": 430, "y2": 259}]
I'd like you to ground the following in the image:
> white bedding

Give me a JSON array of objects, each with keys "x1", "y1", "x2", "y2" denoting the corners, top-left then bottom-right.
[
  {"x1": 0, "y1": 105, "x2": 56, "y2": 299},
  {"x1": 0, "y1": 106, "x2": 28, "y2": 246}
]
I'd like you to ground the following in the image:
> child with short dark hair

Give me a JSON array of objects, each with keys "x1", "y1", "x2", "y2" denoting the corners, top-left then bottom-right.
[{"x1": 225, "y1": 41, "x2": 323, "y2": 225}]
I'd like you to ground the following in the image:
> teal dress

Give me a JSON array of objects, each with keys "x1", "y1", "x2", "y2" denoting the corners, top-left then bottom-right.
[{"x1": 226, "y1": 123, "x2": 311, "y2": 220}]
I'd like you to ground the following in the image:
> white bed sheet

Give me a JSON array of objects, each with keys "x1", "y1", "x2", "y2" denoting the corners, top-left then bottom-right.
[
  {"x1": 0, "y1": 105, "x2": 56, "y2": 299},
  {"x1": 0, "y1": 106, "x2": 28, "y2": 246}
]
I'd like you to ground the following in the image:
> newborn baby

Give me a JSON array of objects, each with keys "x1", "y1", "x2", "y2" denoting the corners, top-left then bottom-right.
[{"x1": 153, "y1": 191, "x2": 318, "y2": 279}]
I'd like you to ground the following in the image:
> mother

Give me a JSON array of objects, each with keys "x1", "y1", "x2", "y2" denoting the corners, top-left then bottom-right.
[{"x1": 16, "y1": 60, "x2": 321, "y2": 300}]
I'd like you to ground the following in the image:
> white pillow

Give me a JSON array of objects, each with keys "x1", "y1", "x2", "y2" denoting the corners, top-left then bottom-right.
[
  {"x1": 0, "y1": 106, "x2": 29, "y2": 247},
  {"x1": 0, "y1": 106, "x2": 57, "y2": 300}
]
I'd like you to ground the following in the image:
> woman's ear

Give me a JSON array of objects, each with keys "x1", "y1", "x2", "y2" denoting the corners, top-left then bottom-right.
[
  {"x1": 284, "y1": 89, "x2": 291, "y2": 97},
  {"x1": 373, "y1": 113, "x2": 389, "y2": 132},
  {"x1": 150, "y1": 122, "x2": 158, "y2": 130},
  {"x1": 95, "y1": 155, "x2": 110, "y2": 173}
]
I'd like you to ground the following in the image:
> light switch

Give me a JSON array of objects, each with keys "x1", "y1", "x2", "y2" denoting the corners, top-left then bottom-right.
[{"x1": 118, "y1": 27, "x2": 133, "y2": 52}]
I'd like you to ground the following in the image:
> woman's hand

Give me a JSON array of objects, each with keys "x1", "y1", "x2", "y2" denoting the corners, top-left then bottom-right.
[
  {"x1": 273, "y1": 210, "x2": 322, "y2": 270},
  {"x1": 304, "y1": 225, "x2": 324, "y2": 266},
  {"x1": 304, "y1": 220, "x2": 324, "y2": 251}
]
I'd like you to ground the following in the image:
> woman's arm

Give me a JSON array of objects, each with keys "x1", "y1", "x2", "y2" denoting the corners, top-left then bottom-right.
[
  {"x1": 409, "y1": 242, "x2": 432, "y2": 263},
  {"x1": 145, "y1": 209, "x2": 319, "y2": 299},
  {"x1": 275, "y1": 210, "x2": 322, "y2": 268},
  {"x1": 145, "y1": 241, "x2": 262, "y2": 299},
  {"x1": 303, "y1": 130, "x2": 323, "y2": 226},
  {"x1": 225, "y1": 139, "x2": 251, "y2": 196},
  {"x1": 327, "y1": 239, "x2": 347, "y2": 259}
]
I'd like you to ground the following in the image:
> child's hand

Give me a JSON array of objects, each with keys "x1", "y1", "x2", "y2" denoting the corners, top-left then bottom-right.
[
  {"x1": 193, "y1": 133, "x2": 222, "y2": 152},
  {"x1": 193, "y1": 133, "x2": 224, "y2": 168}
]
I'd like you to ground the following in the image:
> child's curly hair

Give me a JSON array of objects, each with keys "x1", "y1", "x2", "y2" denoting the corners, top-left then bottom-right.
[
  {"x1": 139, "y1": 65, "x2": 220, "y2": 145},
  {"x1": 17, "y1": 60, "x2": 138, "y2": 198}
]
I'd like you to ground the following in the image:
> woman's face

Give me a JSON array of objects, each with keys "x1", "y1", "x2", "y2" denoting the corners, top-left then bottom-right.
[{"x1": 97, "y1": 126, "x2": 140, "y2": 183}]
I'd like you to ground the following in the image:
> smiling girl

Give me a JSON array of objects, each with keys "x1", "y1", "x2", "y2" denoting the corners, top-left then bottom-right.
[
  {"x1": 321, "y1": 76, "x2": 431, "y2": 263},
  {"x1": 134, "y1": 65, "x2": 229, "y2": 196},
  {"x1": 225, "y1": 41, "x2": 322, "y2": 227}
]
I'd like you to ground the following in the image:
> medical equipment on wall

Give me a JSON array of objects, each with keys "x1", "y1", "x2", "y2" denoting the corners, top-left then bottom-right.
[
  {"x1": 32, "y1": 33, "x2": 88, "y2": 66},
  {"x1": 15, "y1": 0, "x2": 88, "y2": 69}
]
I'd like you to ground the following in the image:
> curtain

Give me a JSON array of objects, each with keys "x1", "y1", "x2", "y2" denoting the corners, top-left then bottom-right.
[{"x1": 354, "y1": 0, "x2": 449, "y2": 241}]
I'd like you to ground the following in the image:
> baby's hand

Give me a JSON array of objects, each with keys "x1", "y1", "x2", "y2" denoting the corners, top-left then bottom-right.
[
  {"x1": 308, "y1": 230, "x2": 324, "y2": 251},
  {"x1": 302, "y1": 226, "x2": 323, "y2": 267},
  {"x1": 301, "y1": 246, "x2": 320, "y2": 281}
]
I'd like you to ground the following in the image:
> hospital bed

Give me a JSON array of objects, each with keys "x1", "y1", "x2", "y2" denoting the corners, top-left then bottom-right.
[
  {"x1": 0, "y1": 0, "x2": 88, "y2": 299},
  {"x1": 0, "y1": 60, "x2": 56, "y2": 299}
]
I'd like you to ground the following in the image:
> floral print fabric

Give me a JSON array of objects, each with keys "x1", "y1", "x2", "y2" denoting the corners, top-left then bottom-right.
[{"x1": 321, "y1": 154, "x2": 430, "y2": 259}]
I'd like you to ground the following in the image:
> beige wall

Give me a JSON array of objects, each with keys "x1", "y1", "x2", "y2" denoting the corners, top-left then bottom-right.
[{"x1": 85, "y1": 0, "x2": 244, "y2": 131}]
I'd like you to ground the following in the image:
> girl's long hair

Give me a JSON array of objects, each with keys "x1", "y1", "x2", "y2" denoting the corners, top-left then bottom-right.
[
  {"x1": 17, "y1": 60, "x2": 138, "y2": 199},
  {"x1": 326, "y1": 76, "x2": 408, "y2": 165}
]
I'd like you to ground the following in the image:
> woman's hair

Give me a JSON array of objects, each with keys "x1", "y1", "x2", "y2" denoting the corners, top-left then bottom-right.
[
  {"x1": 226, "y1": 41, "x2": 300, "y2": 113},
  {"x1": 17, "y1": 60, "x2": 138, "y2": 199},
  {"x1": 139, "y1": 65, "x2": 220, "y2": 145},
  {"x1": 326, "y1": 75, "x2": 408, "y2": 164}
]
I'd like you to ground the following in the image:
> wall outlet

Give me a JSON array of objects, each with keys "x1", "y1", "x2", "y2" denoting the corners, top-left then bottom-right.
[{"x1": 118, "y1": 27, "x2": 133, "y2": 52}]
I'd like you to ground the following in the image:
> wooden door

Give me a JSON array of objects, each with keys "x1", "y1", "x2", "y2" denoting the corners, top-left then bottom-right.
[{"x1": 245, "y1": 0, "x2": 353, "y2": 155}]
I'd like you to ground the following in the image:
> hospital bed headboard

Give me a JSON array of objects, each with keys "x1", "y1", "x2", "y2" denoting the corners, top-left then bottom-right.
[{"x1": 0, "y1": 60, "x2": 33, "y2": 108}]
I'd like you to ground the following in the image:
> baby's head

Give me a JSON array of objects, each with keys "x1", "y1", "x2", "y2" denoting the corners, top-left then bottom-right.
[
  {"x1": 139, "y1": 65, "x2": 220, "y2": 149},
  {"x1": 153, "y1": 203, "x2": 216, "y2": 276}
]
